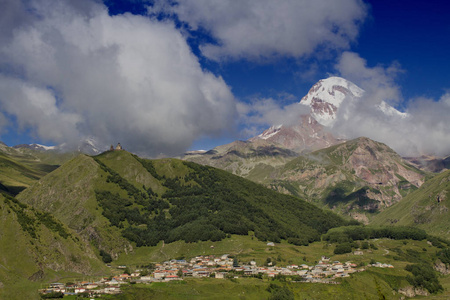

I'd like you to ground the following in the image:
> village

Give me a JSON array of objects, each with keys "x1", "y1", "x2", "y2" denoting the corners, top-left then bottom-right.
[{"x1": 39, "y1": 254, "x2": 393, "y2": 297}]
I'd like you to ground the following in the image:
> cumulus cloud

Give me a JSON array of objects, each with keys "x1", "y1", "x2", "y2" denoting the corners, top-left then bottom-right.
[
  {"x1": 237, "y1": 96, "x2": 310, "y2": 138},
  {"x1": 336, "y1": 51, "x2": 403, "y2": 106},
  {"x1": 332, "y1": 52, "x2": 450, "y2": 157},
  {"x1": 0, "y1": 0, "x2": 237, "y2": 156},
  {"x1": 151, "y1": 0, "x2": 367, "y2": 61}
]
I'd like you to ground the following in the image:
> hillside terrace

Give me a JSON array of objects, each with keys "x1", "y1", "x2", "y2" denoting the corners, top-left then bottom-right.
[{"x1": 39, "y1": 255, "x2": 393, "y2": 297}]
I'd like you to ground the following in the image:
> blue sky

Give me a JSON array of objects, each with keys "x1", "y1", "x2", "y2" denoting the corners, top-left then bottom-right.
[{"x1": 0, "y1": 0, "x2": 449, "y2": 156}]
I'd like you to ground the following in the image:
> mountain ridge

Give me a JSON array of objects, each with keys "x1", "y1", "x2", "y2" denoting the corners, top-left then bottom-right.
[
  {"x1": 371, "y1": 168, "x2": 450, "y2": 239},
  {"x1": 18, "y1": 150, "x2": 351, "y2": 255}
]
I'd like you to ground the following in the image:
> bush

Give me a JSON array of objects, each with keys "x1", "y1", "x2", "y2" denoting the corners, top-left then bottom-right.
[
  {"x1": 267, "y1": 284, "x2": 294, "y2": 300},
  {"x1": 334, "y1": 243, "x2": 353, "y2": 254},
  {"x1": 40, "y1": 291, "x2": 64, "y2": 298},
  {"x1": 437, "y1": 248, "x2": 450, "y2": 264},
  {"x1": 361, "y1": 241, "x2": 369, "y2": 249},
  {"x1": 100, "y1": 249, "x2": 113, "y2": 263},
  {"x1": 405, "y1": 263, "x2": 443, "y2": 294}
]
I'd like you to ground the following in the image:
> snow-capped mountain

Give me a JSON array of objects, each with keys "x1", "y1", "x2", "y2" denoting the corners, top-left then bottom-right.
[
  {"x1": 252, "y1": 76, "x2": 407, "y2": 150},
  {"x1": 13, "y1": 143, "x2": 57, "y2": 151},
  {"x1": 300, "y1": 76, "x2": 364, "y2": 127},
  {"x1": 14, "y1": 137, "x2": 104, "y2": 155}
]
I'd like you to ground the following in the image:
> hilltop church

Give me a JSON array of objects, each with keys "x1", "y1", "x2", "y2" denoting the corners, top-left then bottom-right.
[{"x1": 110, "y1": 143, "x2": 123, "y2": 151}]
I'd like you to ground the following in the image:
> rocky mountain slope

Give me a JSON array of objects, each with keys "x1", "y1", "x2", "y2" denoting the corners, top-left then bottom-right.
[
  {"x1": 403, "y1": 155, "x2": 450, "y2": 173},
  {"x1": 187, "y1": 136, "x2": 425, "y2": 220},
  {"x1": 371, "y1": 169, "x2": 450, "y2": 239},
  {"x1": 249, "y1": 115, "x2": 342, "y2": 153},
  {"x1": 264, "y1": 138, "x2": 424, "y2": 218},
  {"x1": 184, "y1": 139, "x2": 298, "y2": 178}
]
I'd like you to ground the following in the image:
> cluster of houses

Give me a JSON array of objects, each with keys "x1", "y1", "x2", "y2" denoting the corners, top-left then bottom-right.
[
  {"x1": 149, "y1": 255, "x2": 363, "y2": 283},
  {"x1": 39, "y1": 255, "x2": 394, "y2": 297},
  {"x1": 38, "y1": 280, "x2": 123, "y2": 296},
  {"x1": 370, "y1": 262, "x2": 394, "y2": 268}
]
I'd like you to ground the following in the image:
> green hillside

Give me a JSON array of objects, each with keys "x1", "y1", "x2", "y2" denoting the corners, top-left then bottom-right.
[
  {"x1": 18, "y1": 150, "x2": 351, "y2": 258},
  {"x1": 0, "y1": 194, "x2": 107, "y2": 299},
  {"x1": 0, "y1": 143, "x2": 73, "y2": 195},
  {"x1": 17, "y1": 153, "x2": 132, "y2": 258},
  {"x1": 371, "y1": 169, "x2": 450, "y2": 239},
  {"x1": 5, "y1": 149, "x2": 450, "y2": 299},
  {"x1": 185, "y1": 139, "x2": 298, "y2": 178}
]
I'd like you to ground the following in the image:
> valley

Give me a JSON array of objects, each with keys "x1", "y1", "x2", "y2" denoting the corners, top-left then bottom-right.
[{"x1": 0, "y1": 77, "x2": 449, "y2": 299}]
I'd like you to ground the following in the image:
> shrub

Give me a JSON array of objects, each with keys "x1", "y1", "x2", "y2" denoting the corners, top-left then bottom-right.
[
  {"x1": 405, "y1": 263, "x2": 443, "y2": 294},
  {"x1": 334, "y1": 243, "x2": 353, "y2": 254},
  {"x1": 100, "y1": 250, "x2": 112, "y2": 263}
]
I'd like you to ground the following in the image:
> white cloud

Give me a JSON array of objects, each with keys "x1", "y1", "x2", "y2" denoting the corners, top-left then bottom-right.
[
  {"x1": 152, "y1": 0, "x2": 368, "y2": 61},
  {"x1": 335, "y1": 51, "x2": 403, "y2": 106},
  {"x1": 0, "y1": 76, "x2": 81, "y2": 142},
  {"x1": 332, "y1": 52, "x2": 450, "y2": 157},
  {"x1": 0, "y1": 0, "x2": 237, "y2": 156},
  {"x1": 237, "y1": 96, "x2": 310, "y2": 138}
]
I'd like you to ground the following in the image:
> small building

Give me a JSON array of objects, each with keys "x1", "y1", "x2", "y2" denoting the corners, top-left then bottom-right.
[{"x1": 215, "y1": 272, "x2": 226, "y2": 279}]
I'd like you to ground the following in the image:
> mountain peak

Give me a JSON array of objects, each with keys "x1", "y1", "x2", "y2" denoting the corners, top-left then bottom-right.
[{"x1": 300, "y1": 77, "x2": 364, "y2": 126}]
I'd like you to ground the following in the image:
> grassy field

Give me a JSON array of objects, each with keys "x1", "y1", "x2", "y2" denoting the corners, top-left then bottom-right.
[
  {"x1": 106, "y1": 234, "x2": 450, "y2": 299},
  {"x1": 113, "y1": 234, "x2": 441, "y2": 269},
  {"x1": 97, "y1": 271, "x2": 407, "y2": 300}
]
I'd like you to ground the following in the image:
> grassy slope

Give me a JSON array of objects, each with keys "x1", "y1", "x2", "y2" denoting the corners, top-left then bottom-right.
[
  {"x1": 0, "y1": 145, "x2": 70, "y2": 195},
  {"x1": 185, "y1": 140, "x2": 297, "y2": 179},
  {"x1": 7, "y1": 150, "x2": 450, "y2": 298},
  {"x1": 0, "y1": 195, "x2": 108, "y2": 300},
  {"x1": 371, "y1": 169, "x2": 450, "y2": 239},
  {"x1": 17, "y1": 154, "x2": 131, "y2": 256},
  {"x1": 20, "y1": 150, "x2": 348, "y2": 248}
]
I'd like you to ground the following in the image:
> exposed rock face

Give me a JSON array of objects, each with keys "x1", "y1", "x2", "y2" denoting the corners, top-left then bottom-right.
[
  {"x1": 404, "y1": 155, "x2": 450, "y2": 173},
  {"x1": 28, "y1": 270, "x2": 45, "y2": 282},
  {"x1": 342, "y1": 138, "x2": 424, "y2": 204},
  {"x1": 263, "y1": 137, "x2": 424, "y2": 215},
  {"x1": 398, "y1": 286, "x2": 429, "y2": 298},
  {"x1": 250, "y1": 115, "x2": 342, "y2": 153},
  {"x1": 434, "y1": 260, "x2": 450, "y2": 275}
]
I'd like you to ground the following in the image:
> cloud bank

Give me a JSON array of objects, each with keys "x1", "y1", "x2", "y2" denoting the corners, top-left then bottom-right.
[
  {"x1": 239, "y1": 52, "x2": 450, "y2": 157},
  {"x1": 237, "y1": 96, "x2": 311, "y2": 137},
  {"x1": 333, "y1": 52, "x2": 450, "y2": 157},
  {"x1": 153, "y1": 0, "x2": 367, "y2": 61},
  {"x1": 0, "y1": 0, "x2": 236, "y2": 156}
]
